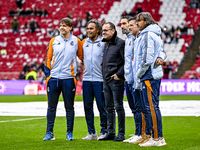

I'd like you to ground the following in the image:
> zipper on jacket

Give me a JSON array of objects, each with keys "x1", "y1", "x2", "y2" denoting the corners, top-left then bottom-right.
[
  {"x1": 58, "y1": 40, "x2": 66, "y2": 79},
  {"x1": 105, "y1": 43, "x2": 109, "y2": 74},
  {"x1": 91, "y1": 43, "x2": 93, "y2": 81}
]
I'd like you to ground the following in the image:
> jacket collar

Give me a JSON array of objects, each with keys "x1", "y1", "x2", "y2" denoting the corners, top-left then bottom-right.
[
  {"x1": 60, "y1": 32, "x2": 73, "y2": 41},
  {"x1": 87, "y1": 35, "x2": 102, "y2": 43},
  {"x1": 127, "y1": 33, "x2": 135, "y2": 40},
  {"x1": 102, "y1": 31, "x2": 117, "y2": 45},
  {"x1": 126, "y1": 33, "x2": 131, "y2": 38},
  {"x1": 136, "y1": 32, "x2": 141, "y2": 38}
]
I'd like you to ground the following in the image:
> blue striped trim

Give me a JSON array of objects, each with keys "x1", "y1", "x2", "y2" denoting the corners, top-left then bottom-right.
[{"x1": 141, "y1": 32, "x2": 148, "y2": 67}]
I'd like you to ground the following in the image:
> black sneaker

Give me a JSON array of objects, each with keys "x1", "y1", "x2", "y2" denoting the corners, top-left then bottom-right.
[
  {"x1": 98, "y1": 133, "x2": 115, "y2": 141},
  {"x1": 114, "y1": 134, "x2": 125, "y2": 142}
]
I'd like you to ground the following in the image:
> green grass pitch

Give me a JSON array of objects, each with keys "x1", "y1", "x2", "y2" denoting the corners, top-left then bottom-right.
[
  {"x1": 0, "y1": 116, "x2": 199, "y2": 150},
  {"x1": 0, "y1": 95, "x2": 200, "y2": 149},
  {"x1": 0, "y1": 94, "x2": 200, "y2": 102}
]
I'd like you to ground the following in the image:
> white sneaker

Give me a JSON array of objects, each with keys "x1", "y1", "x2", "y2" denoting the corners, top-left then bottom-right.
[
  {"x1": 123, "y1": 134, "x2": 134, "y2": 143},
  {"x1": 139, "y1": 138, "x2": 161, "y2": 147},
  {"x1": 158, "y1": 138, "x2": 167, "y2": 146},
  {"x1": 128, "y1": 135, "x2": 142, "y2": 143},
  {"x1": 82, "y1": 132, "x2": 98, "y2": 140},
  {"x1": 123, "y1": 135, "x2": 140, "y2": 143},
  {"x1": 97, "y1": 133, "x2": 107, "y2": 140}
]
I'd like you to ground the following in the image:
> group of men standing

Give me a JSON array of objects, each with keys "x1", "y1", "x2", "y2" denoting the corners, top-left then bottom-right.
[{"x1": 43, "y1": 12, "x2": 167, "y2": 147}]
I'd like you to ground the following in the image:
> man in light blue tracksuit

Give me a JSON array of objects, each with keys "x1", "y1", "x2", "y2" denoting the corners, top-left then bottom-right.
[
  {"x1": 43, "y1": 17, "x2": 83, "y2": 141},
  {"x1": 123, "y1": 16, "x2": 166, "y2": 144},
  {"x1": 120, "y1": 16, "x2": 143, "y2": 143},
  {"x1": 133, "y1": 12, "x2": 167, "y2": 147},
  {"x1": 82, "y1": 19, "x2": 107, "y2": 140}
]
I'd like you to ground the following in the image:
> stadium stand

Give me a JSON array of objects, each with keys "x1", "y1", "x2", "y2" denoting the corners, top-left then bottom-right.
[
  {"x1": 0, "y1": 0, "x2": 117, "y2": 79},
  {"x1": 181, "y1": 57, "x2": 200, "y2": 79},
  {"x1": 100, "y1": 0, "x2": 199, "y2": 78},
  {"x1": 0, "y1": 0, "x2": 199, "y2": 79}
]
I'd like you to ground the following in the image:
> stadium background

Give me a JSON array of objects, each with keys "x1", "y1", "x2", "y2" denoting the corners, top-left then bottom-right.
[
  {"x1": 0, "y1": 0, "x2": 200, "y2": 149},
  {"x1": 0, "y1": 0, "x2": 200, "y2": 80},
  {"x1": 0, "y1": 0, "x2": 200, "y2": 95}
]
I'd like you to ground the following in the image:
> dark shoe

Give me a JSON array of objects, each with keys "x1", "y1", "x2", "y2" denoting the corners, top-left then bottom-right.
[
  {"x1": 114, "y1": 134, "x2": 125, "y2": 142},
  {"x1": 98, "y1": 133, "x2": 115, "y2": 141}
]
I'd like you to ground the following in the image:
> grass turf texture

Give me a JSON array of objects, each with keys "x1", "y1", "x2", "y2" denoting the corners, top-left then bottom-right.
[
  {"x1": 0, "y1": 95, "x2": 200, "y2": 102},
  {"x1": 0, "y1": 116, "x2": 199, "y2": 150}
]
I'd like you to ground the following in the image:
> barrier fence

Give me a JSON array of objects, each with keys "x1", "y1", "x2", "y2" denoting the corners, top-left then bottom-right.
[{"x1": 0, "y1": 79, "x2": 200, "y2": 95}]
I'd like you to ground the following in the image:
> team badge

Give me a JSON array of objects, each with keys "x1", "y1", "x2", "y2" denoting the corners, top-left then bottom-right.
[
  {"x1": 97, "y1": 43, "x2": 101, "y2": 47},
  {"x1": 70, "y1": 41, "x2": 74, "y2": 46},
  {"x1": 86, "y1": 44, "x2": 89, "y2": 47}
]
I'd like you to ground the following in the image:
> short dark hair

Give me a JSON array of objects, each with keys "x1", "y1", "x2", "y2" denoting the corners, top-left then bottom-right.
[
  {"x1": 86, "y1": 19, "x2": 102, "y2": 35},
  {"x1": 121, "y1": 15, "x2": 131, "y2": 21},
  {"x1": 136, "y1": 12, "x2": 157, "y2": 28},
  {"x1": 59, "y1": 17, "x2": 73, "y2": 31},
  {"x1": 104, "y1": 22, "x2": 116, "y2": 30},
  {"x1": 128, "y1": 16, "x2": 136, "y2": 22}
]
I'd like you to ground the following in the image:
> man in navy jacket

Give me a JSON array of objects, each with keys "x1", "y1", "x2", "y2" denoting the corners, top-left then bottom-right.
[{"x1": 99, "y1": 22, "x2": 125, "y2": 142}]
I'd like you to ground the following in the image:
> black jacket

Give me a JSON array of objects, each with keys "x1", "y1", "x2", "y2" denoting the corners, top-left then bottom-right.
[{"x1": 102, "y1": 31, "x2": 125, "y2": 82}]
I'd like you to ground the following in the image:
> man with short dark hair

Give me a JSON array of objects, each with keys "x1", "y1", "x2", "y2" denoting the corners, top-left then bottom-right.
[
  {"x1": 82, "y1": 19, "x2": 107, "y2": 140},
  {"x1": 121, "y1": 16, "x2": 144, "y2": 143},
  {"x1": 43, "y1": 17, "x2": 83, "y2": 141},
  {"x1": 134, "y1": 12, "x2": 167, "y2": 147},
  {"x1": 120, "y1": 16, "x2": 130, "y2": 35},
  {"x1": 99, "y1": 22, "x2": 125, "y2": 142}
]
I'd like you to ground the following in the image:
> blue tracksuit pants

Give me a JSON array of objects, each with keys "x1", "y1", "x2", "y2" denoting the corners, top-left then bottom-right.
[
  {"x1": 139, "y1": 79, "x2": 163, "y2": 138},
  {"x1": 83, "y1": 81, "x2": 107, "y2": 134},
  {"x1": 46, "y1": 77, "x2": 76, "y2": 133},
  {"x1": 125, "y1": 82, "x2": 143, "y2": 136}
]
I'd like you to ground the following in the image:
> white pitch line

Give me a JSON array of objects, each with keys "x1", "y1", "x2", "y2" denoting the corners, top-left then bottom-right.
[
  {"x1": 0, "y1": 117, "x2": 46, "y2": 123},
  {"x1": 0, "y1": 101, "x2": 200, "y2": 117}
]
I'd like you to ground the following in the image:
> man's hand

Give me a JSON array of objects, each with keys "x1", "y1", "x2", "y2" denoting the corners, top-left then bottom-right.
[
  {"x1": 111, "y1": 74, "x2": 120, "y2": 80},
  {"x1": 155, "y1": 58, "x2": 163, "y2": 66}
]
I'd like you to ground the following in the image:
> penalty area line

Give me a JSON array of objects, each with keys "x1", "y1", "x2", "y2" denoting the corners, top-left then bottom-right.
[{"x1": 0, "y1": 117, "x2": 46, "y2": 123}]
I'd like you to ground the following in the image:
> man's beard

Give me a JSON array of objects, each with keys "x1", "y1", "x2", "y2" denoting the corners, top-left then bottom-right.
[
  {"x1": 89, "y1": 34, "x2": 96, "y2": 39},
  {"x1": 122, "y1": 29, "x2": 129, "y2": 34}
]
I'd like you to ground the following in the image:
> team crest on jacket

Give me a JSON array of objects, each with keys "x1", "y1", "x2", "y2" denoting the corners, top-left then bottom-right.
[
  {"x1": 70, "y1": 41, "x2": 74, "y2": 46},
  {"x1": 86, "y1": 44, "x2": 89, "y2": 47},
  {"x1": 97, "y1": 43, "x2": 101, "y2": 47}
]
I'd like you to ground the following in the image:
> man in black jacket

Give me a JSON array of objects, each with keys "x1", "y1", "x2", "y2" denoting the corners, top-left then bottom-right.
[{"x1": 99, "y1": 22, "x2": 125, "y2": 142}]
